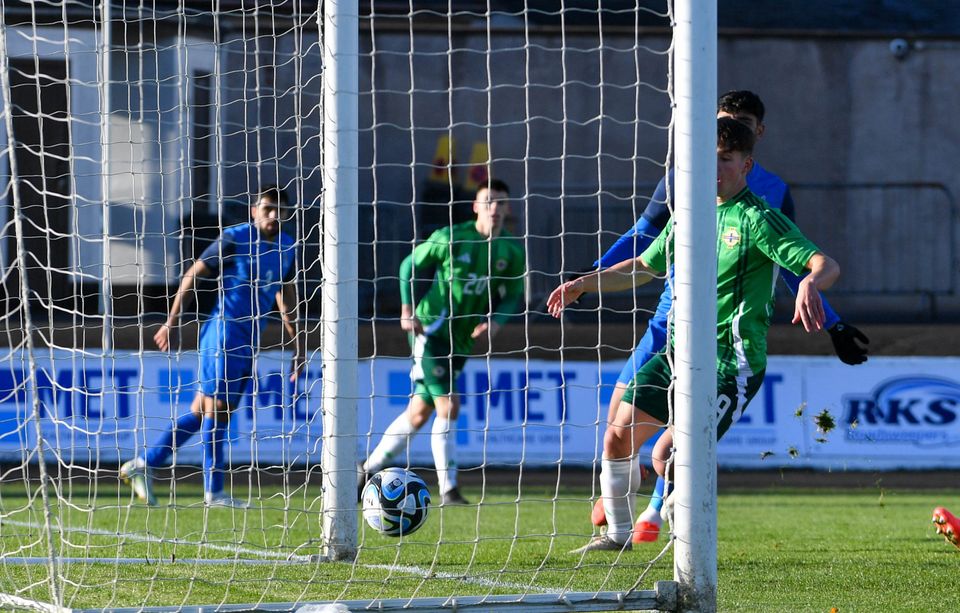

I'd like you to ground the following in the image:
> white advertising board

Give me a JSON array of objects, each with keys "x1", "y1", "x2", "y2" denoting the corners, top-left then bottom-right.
[{"x1": 0, "y1": 352, "x2": 957, "y2": 470}]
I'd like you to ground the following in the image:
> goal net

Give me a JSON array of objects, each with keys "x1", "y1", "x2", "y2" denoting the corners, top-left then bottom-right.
[{"x1": 0, "y1": 1, "x2": 711, "y2": 611}]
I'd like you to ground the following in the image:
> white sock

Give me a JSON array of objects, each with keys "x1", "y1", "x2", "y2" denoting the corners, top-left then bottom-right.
[
  {"x1": 364, "y1": 413, "x2": 417, "y2": 474},
  {"x1": 600, "y1": 457, "x2": 638, "y2": 544},
  {"x1": 637, "y1": 504, "x2": 663, "y2": 525},
  {"x1": 431, "y1": 416, "x2": 457, "y2": 495}
]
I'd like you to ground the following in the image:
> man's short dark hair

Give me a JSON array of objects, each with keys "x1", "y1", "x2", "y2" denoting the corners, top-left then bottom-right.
[
  {"x1": 257, "y1": 184, "x2": 289, "y2": 206},
  {"x1": 718, "y1": 117, "x2": 755, "y2": 155},
  {"x1": 717, "y1": 90, "x2": 765, "y2": 123},
  {"x1": 477, "y1": 178, "x2": 510, "y2": 197}
]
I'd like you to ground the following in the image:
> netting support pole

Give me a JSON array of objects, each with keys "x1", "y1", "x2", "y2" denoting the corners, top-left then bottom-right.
[
  {"x1": 99, "y1": 0, "x2": 113, "y2": 351},
  {"x1": 0, "y1": 10, "x2": 63, "y2": 608},
  {"x1": 672, "y1": 1, "x2": 718, "y2": 612},
  {"x1": 321, "y1": 0, "x2": 359, "y2": 561}
]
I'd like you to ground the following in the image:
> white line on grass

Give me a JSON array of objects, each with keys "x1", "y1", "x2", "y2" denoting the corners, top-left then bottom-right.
[
  {"x1": 2, "y1": 520, "x2": 557, "y2": 594},
  {"x1": 3, "y1": 557, "x2": 304, "y2": 566}
]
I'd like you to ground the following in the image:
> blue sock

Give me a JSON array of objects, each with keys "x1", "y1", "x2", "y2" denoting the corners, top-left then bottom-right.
[
  {"x1": 201, "y1": 417, "x2": 228, "y2": 495},
  {"x1": 143, "y1": 412, "x2": 202, "y2": 467},
  {"x1": 650, "y1": 476, "x2": 673, "y2": 512}
]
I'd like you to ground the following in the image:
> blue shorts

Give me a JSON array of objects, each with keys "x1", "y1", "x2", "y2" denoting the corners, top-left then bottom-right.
[
  {"x1": 198, "y1": 322, "x2": 254, "y2": 409},
  {"x1": 616, "y1": 281, "x2": 672, "y2": 385}
]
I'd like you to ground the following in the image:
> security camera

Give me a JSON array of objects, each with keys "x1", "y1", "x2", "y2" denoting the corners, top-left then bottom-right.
[{"x1": 889, "y1": 38, "x2": 910, "y2": 60}]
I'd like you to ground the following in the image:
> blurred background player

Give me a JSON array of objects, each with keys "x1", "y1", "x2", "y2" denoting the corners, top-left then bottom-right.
[
  {"x1": 120, "y1": 185, "x2": 303, "y2": 507},
  {"x1": 361, "y1": 179, "x2": 525, "y2": 505},
  {"x1": 550, "y1": 118, "x2": 840, "y2": 552},
  {"x1": 587, "y1": 90, "x2": 870, "y2": 544}
]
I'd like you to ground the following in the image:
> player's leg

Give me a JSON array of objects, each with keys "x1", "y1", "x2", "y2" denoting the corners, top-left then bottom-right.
[
  {"x1": 572, "y1": 355, "x2": 671, "y2": 552},
  {"x1": 199, "y1": 395, "x2": 235, "y2": 505},
  {"x1": 121, "y1": 390, "x2": 204, "y2": 506},
  {"x1": 627, "y1": 289, "x2": 672, "y2": 541},
  {"x1": 199, "y1": 348, "x2": 251, "y2": 508},
  {"x1": 593, "y1": 289, "x2": 671, "y2": 534},
  {"x1": 419, "y1": 338, "x2": 466, "y2": 504},
  {"x1": 650, "y1": 368, "x2": 765, "y2": 531},
  {"x1": 592, "y1": 382, "x2": 630, "y2": 526},
  {"x1": 362, "y1": 333, "x2": 439, "y2": 476},
  {"x1": 363, "y1": 393, "x2": 434, "y2": 475},
  {"x1": 432, "y1": 392, "x2": 466, "y2": 504}
]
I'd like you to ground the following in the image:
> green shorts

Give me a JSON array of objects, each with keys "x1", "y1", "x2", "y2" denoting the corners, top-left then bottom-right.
[
  {"x1": 409, "y1": 333, "x2": 466, "y2": 404},
  {"x1": 621, "y1": 352, "x2": 764, "y2": 439}
]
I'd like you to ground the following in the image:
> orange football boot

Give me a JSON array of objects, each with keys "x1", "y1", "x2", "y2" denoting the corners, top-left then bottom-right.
[
  {"x1": 632, "y1": 519, "x2": 661, "y2": 543},
  {"x1": 933, "y1": 506, "x2": 960, "y2": 549},
  {"x1": 591, "y1": 498, "x2": 607, "y2": 526}
]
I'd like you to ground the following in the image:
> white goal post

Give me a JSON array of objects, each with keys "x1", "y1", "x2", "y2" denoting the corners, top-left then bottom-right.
[{"x1": 0, "y1": 1, "x2": 716, "y2": 611}]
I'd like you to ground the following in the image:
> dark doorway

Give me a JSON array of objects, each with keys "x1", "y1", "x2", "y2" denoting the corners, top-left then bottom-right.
[{"x1": 5, "y1": 59, "x2": 72, "y2": 316}]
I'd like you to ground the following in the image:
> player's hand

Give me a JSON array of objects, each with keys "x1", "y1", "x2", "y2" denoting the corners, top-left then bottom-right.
[
  {"x1": 400, "y1": 314, "x2": 423, "y2": 336},
  {"x1": 562, "y1": 268, "x2": 595, "y2": 304},
  {"x1": 791, "y1": 277, "x2": 825, "y2": 332},
  {"x1": 471, "y1": 320, "x2": 501, "y2": 340},
  {"x1": 546, "y1": 279, "x2": 585, "y2": 318},
  {"x1": 153, "y1": 321, "x2": 177, "y2": 351},
  {"x1": 290, "y1": 351, "x2": 306, "y2": 382},
  {"x1": 828, "y1": 321, "x2": 870, "y2": 365}
]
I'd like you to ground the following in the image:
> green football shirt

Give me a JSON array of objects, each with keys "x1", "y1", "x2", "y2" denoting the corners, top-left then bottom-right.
[
  {"x1": 641, "y1": 187, "x2": 820, "y2": 377},
  {"x1": 399, "y1": 221, "x2": 526, "y2": 355}
]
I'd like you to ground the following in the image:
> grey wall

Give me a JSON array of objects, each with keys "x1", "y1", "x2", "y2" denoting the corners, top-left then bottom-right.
[{"x1": 362, "y1": 27, "x2": 960, "y2": 322}]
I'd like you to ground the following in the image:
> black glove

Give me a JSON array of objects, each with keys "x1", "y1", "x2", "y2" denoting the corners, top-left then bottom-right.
[{"x1": 828, "y1": 321, "x2": 870, "y2": 365}]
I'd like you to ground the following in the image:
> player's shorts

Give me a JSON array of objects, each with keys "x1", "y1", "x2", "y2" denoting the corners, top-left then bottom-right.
[
  {"x1": 621, "y1": 352, "x2": 764, "y2": 439},
  {"x1": 409, "y1": 333, "x2": 466, "y2": 404},
  {"x1": 198, "y1": 322, "x2": 254, "y2": 409}
]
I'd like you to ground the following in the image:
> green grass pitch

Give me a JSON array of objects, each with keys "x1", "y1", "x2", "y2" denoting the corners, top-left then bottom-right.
[{"x1": 1, "y1": 480, "x2": 959, "y2": 611}]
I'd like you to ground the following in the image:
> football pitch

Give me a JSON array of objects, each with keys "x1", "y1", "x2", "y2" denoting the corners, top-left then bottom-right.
[{"x1": 1, "y1": 480, "x2": 959, "y2": 612}]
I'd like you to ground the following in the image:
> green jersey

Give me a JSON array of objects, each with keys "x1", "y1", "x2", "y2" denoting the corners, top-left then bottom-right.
[
  {"x1": 641, "y1": 186, "x2": 819, "y2": 377},
  {"x1": 399, "y1": 221, "x2": 526, "y2": 355}
]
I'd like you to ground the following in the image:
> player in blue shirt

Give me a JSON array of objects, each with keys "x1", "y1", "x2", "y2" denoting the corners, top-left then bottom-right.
[
  {"x1": 588, "y1": 91, "x2": 870, "y2": 543},
  {"x1": 120, "y1": 186, "x2": 303, "y2": 507}
]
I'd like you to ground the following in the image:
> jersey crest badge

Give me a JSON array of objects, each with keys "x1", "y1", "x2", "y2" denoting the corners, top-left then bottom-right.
[
  {"x1": 721, "y1": 227, "x2": 740, "y2": 249},
  {"x1": 495, "y1": 259, "x2": 507, "y2": 271},
  {"x1": 457, "y1": 253, "x2": 472, "y2": 264},
  {"x1": 432, "y1": 365, "x2": 446, "y2": 377}
]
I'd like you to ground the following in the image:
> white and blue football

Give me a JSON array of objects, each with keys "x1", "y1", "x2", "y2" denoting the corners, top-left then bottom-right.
[{"x1": 361, "y1": 467, "x2": 431, "y2": 537}]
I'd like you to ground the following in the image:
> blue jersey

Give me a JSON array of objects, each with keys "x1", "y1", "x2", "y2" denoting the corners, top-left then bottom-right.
[
  {"x1": 597, "y1": 162, "x2": 794, "y2": 268},
  {"x1": 199, "y1": 223, "x2": 298, "y2": 351}
]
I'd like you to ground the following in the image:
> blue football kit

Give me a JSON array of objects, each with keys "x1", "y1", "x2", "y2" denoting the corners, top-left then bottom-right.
[{"x1": 197, "y1": 223, "x2": 298, "y2": 407}]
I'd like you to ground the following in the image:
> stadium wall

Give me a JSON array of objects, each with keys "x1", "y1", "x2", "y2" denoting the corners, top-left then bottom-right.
[{"x1": 360, "y1": 28, "x2": 960, "y2": 322}]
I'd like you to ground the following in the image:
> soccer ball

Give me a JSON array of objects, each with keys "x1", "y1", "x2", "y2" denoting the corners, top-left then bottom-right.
[{"x1": 361, "y1": 467, "x2": 431, "y2": 537}]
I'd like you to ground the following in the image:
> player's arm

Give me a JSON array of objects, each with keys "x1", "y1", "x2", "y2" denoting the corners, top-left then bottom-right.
[
  {"x1": 548, "y1": 254, "x2": 662, "y2": 317},
  {"x1": 154, "y1": 259, "x2": 212, "y2": 352},
  {"x1": 753, "y1": 209, "x2": 840, "y2": 333},
  {"x1": 398, "y1": 233, "x2": 444, "y2": 336},
  {"x1": 792, "y1": 253, "x2": 840, "y2": 332},
  {"x1": 276, "y1": 282, "x2": 305, "y2": 382}
]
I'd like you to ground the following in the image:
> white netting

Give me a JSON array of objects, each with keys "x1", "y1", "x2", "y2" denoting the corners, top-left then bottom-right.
[{"x1": 0, "y1": 2, "x2": 684, "y2": 611}]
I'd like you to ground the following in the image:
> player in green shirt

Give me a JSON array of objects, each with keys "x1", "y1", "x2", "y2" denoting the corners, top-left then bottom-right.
[
  {"x1": 548, "y1": 118, "x2": 840, "y2": 552},
  {"x1": 362, "y1": 179, "x2": 526, "y2": 505}
]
